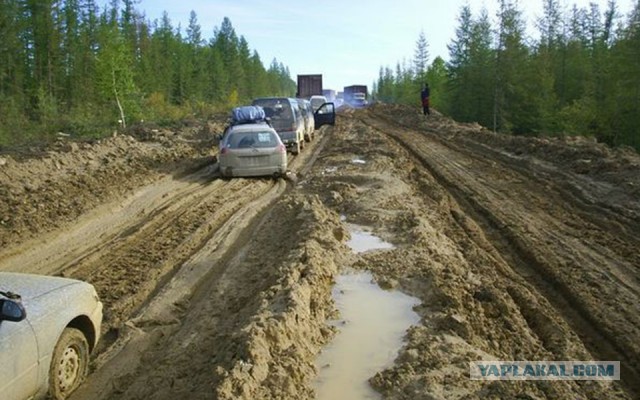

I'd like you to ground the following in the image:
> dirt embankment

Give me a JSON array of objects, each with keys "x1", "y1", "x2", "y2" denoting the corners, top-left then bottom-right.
[
  {"x1": 2, "y1": 104, "x2": 638, "y2": 399},
  {"x1": 0, "y1": 121, "x2": 223, "y2": 249}
]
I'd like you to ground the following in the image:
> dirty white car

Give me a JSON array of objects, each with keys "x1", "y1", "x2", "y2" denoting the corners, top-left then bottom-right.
[
  {"x1": 219, "y1": 122, "x2": 288, "y2": 179},
  {"x1": 0, "y1": 272, "x2": 103, "y2": 400}
]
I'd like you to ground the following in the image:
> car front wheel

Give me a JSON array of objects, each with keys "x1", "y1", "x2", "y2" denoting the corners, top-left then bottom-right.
[{"x1": 49, "y1": 327, "x2": 90, "y2": 399}]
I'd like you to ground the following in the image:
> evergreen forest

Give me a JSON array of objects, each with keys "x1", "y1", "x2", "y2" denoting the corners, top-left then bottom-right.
[
  {"x1": 374, "y1": 0, "x2": 640, "y2": 150},
  {"x1": 0, "y1": 0, "x2": 296, "y2": 146}
]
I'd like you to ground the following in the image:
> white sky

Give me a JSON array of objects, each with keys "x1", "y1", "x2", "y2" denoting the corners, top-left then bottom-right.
[{"x1": 117, "y1": 0, "x2": 635, "y2": 91}]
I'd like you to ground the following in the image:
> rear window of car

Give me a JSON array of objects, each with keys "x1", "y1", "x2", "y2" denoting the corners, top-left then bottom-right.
[
  {"x1": 226, "y1": 131, "x2": 279, "y2": 149},
  {"x1": 252, "y1": 99, "x2": 295, "y2": 131},
  {"x1": 252, "y1": 99, "x2": 292, "y2": 120}
]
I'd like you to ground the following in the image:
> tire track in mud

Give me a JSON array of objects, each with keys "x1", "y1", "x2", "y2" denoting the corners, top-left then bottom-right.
[
  {"x1": 455, "y1": 137, "x2": 640, "y2": 236},
  {"x1": 1, "y1": 162, "x2": 280, "y2": 335},
  {"x1": 69, "y1": 127, "x2": 336, "y2": 399},
  {"x1": 359, "y1": 111, "x2": 640, "y2": 398},
  {"x1": 72, "y1": 178, "x2": 276, "y2": 332},
  {"x1": 0, "y1": 167, "x2": 218, "y2": 276},
  {"x1": 81, "y1": 195, "x2": 344, "y2": 400}
]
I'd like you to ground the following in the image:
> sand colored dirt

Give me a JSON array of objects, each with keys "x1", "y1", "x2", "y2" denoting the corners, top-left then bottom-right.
[{"x1": 1, "y1": 105, "x2": 637, "y2": 399}]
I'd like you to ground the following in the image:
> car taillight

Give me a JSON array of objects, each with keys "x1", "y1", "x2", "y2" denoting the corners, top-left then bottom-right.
[
  {"x1": 291, "y1": 124, "x2": 297, "y2": 131},
  {"x1": 277, "y1": 144, "x2": 286, "y2": 153}
]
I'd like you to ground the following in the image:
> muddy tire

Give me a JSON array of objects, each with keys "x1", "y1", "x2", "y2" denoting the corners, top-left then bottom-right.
[
  {"x1": 304, "y1": 134, "x2": 311, "y2": 142},
  {"x1": 292, "y1": 141, "x2": 301, "y2": 155},
  {"x1": 49, "y1": 327, "x2": 90, "y2": 400}
]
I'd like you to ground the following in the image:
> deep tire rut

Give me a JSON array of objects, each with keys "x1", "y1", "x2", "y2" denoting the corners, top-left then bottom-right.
[{"x1": 360, "y1": 112, "x2": 640, "y2": 398}]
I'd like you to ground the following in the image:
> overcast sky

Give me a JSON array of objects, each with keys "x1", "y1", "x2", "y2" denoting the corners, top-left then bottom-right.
[{"x1": 112, "y1": 0, "x2": 635, "y2": 91}]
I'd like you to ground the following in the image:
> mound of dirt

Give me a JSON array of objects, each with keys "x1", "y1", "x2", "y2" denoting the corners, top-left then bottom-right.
[
  {"x1": 370, "y1": 103, "x2": 640, "y2": 197},
  {"x1": 0, "y1": 122, "x2": 222, "y2": 249},
  {"x1": 214, "y1": 195, "x2": 351, "y2": 400}
]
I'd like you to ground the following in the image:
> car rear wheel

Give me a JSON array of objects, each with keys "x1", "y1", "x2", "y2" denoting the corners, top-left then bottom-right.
[
  {"x1": 292, "y1": 141, "x2": 301, "y2": 155},
  {"x1": 49, "y1": 327, "x2": 90, "y2": 400}
]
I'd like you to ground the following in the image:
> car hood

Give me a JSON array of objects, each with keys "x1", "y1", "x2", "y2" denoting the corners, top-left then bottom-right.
[{"x1": 0, "y1": 272, "x2": 83, "y2": 301}]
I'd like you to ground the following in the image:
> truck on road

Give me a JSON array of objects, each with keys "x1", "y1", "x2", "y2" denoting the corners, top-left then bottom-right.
[
  {"x1": 344, "y1": 85, "x2": 368, "y2": 107},
  {"x1": 322, "y1": 89, "x2": 336, "y2": 102},
  {"x1": 297, "y1": 74, "x2": 323, "y2": 99}
]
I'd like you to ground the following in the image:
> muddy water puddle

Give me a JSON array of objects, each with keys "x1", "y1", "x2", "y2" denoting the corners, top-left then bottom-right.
[
  {"x1": 345, "y1": 223, "x2": 395, "y2": 253},
  {"x1": 314, "y1": 226, "x2": 419, "y2": 399}
]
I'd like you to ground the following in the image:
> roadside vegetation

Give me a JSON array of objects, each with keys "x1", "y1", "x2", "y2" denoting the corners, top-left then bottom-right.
[
  {"x1": 0, "y1": 1, "x2": 295, "y2": 147},
  {"x1": 374, "y1": 0, "x2": 640, "y2": 150}
]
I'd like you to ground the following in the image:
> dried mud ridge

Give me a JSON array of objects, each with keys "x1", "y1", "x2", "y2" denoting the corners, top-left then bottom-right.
[{"x1": 1, "y1": 105, "x2": 638, "y2": 399}]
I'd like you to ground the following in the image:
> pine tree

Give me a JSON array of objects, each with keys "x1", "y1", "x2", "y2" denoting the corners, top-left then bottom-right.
[
  {"x1": 413, "y1": 30, "x2": 429, "y2": 81},
  {"x1": 446, "y1": 5, "x2": 474, "y2": 120},
  {"x1": 494, "y1": 0, "x2": 532, "y2": 133},
  {"x1": 425, "y1": 56, "x2": 447, "y2": 110},
  {"x1": 467, "y1": 9, "x2": 495, "y2": 127},
  {"x1": 608, "y1": 1, "x2": 640, "y2": 148},
  {"x1": 0, "y1": 0, "x2": 29, "y2": 141},
  {"x1": 184, "y1": 10, "x2": 205, "y2": 101},
  {"x1": 0, "y1": 0, "x2": 26, "y2": 100}
]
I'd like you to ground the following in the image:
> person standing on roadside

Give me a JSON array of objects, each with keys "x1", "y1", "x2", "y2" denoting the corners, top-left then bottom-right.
[{"x1": 420, "y1": 83, "x2": 430, "y2": 115}]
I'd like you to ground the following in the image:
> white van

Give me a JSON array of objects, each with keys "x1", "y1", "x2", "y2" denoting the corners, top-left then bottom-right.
[{"x1": 252, "y1": 97, "x2": 306, "y2": 154}]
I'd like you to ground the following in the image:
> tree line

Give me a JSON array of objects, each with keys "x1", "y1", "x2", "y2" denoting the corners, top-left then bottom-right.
[
  {"x1": 374, "y1": 0, "x2": 640, "y2": 150},
  {"x1": 0, "y1": 0, "x2": 296, "y2": 146}
]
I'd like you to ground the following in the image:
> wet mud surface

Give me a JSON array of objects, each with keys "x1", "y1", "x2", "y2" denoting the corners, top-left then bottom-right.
[{"x1": 1, "y1": 105, "x2": 638, "y2": 399}]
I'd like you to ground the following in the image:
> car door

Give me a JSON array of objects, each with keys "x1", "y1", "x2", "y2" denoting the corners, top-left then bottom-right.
[
  {"x1": 314, "y1": 103, "x2": 336, "y2": 129},
  {"x1": 0, "y1": 315, "x2": 40, "y2": 400},
  {"x1": 290, "y1": 101, "x2": 305, "y2": 143}
]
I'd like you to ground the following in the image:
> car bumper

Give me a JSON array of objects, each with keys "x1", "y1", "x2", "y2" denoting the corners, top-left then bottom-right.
[
  {"x1": 89, "y1": 300, "x2": 103, "y2": 350},
  {"x1": 222, "y1": 164, "x2": 287, "y2": 177},
  {"x1": 278, "y1": 131, "x2": 298, "y2": 144}
]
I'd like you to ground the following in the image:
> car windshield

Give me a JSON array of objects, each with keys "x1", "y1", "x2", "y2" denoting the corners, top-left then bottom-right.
[
  {"x1": 227, "y1": 131, "x2": 279, "y2": 149},
  {"x1": 310, "y1": 98, "x2": 325, "y2": 109}
]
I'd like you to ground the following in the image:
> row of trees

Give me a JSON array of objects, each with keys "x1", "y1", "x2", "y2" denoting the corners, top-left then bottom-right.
[
  {"x1": 0, "y1": 0, "x2": 296, "y2": 145},
  {"x1": 373, "y1": 0, "x2": 640, "y2": 150}
]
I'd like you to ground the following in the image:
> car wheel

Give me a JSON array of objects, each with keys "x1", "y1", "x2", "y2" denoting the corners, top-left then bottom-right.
[
  {"x1": 49, "y1": 327, "x2": 90, "y2": 400},
  {"x1": 292, "y1": 141, "x2": 301, "y2": 155},
  {"x1": 304, "y1": 133, "x2": 311, "y2": 142}
]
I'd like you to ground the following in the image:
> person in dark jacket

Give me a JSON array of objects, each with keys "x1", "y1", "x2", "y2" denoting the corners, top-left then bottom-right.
[{"x1": 420, "y1": 83, "x2": 430, "y2": 115}]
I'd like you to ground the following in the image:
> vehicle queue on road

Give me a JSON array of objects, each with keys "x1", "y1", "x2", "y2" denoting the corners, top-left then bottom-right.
[{"x1": 218, "y1": 97, "x2": 336, "y2": 179}]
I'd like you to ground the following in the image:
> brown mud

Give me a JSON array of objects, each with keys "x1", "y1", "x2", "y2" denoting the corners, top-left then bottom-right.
[{"x1": 1, "y1": 105, "x2": 637, "y2": 399}]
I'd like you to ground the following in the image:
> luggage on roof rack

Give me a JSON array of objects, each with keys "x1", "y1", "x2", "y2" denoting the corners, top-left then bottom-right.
[{"x1": 231, "y1": 106, "x2": 267, "y2": 125}]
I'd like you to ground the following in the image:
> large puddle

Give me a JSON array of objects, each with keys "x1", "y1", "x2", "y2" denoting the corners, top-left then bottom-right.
[{"x1": 314, "y1": 226, "x2": 420, "y2": 400}]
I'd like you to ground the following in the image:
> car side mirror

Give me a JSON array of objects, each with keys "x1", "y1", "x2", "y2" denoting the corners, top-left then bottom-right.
[{"x1": 0, "y1": 299, "x2": 27, "y2": 322}]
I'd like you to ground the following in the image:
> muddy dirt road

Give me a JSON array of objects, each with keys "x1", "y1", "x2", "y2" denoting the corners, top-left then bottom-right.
[{"x1": 1, "y1": 105, "x2": 638, "y2": 399}]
